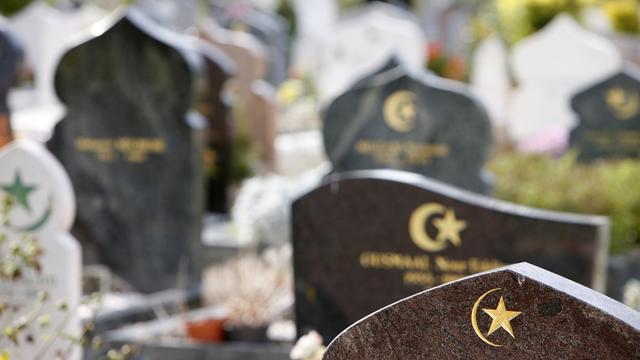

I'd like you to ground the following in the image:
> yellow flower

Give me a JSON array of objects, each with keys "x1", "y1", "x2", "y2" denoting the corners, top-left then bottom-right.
[{"x1": 0, "y1": 350, "x2": 9, "y2": 360}]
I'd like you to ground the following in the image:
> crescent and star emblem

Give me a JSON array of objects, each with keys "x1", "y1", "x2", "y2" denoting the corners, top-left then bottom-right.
[
  {"x1": 1, "y1": 171, "x2": 52, "y2": 232},
  {"x1": 471, "y1": 288, "x2": 522, "y2": 347},
  {"x1": 605, "y1": 86, "x2": 639, "y2": 120},
  {"x1": 383, "y1": 90, "x2": 417, "y2": 133},
  {"x1": 409, "y1": 203, "x2": 466, "y2": 252}
]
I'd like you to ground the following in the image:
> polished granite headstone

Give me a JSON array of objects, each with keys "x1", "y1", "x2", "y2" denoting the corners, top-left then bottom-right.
[
  {"x1": 292, "y1": 170, "x2": 609, "y2": 341},
  {"x1": 323, "y1": 263, "x2": 640, "y2": 359},
  {"x1": 197, "y1": 42, "x2": 234, "y2": 213},
  {"x1": 48, "y1": 11, "x2": 204, "y2": 292},
  {"x1": 322, "y1": 58, "x2": 492, "y2": 194},
  {"x1": 570, "y1": 68, "x2": 640, "y2": 161},
  {"x1": 0, "y1": 25, "x2": 23, "y2": 147}
]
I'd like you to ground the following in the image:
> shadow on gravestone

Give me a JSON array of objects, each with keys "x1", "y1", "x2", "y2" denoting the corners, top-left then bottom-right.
[
  {"x1": 322, "y1": 57, "x2": 493, "y2": 194},
  {"x1": 0, "y1": 23, "x2": 23, "y2": 148},
  {"x1": 47, "y1": 10, "x2": 205, "y2": 293},
  {"x1": 323, "y1": 263, "x2": 640, "y2": 359},
  {"x1": 292, "y1": 170, "x2": 609, "y2": 341},
  {"x1": 570, "y1": 67, "x2": 640, "y2": 161}
]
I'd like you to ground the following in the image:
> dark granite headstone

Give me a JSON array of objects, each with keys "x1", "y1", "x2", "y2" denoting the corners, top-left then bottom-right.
[
  {"x1": 571, "y1": 68, "x2": 640, "y2": 161},
  {"x1": 197, "y1": 42, "x2": 234, "y2": 213},
  {"x1": 322, "y1": 58, "x2": 493, "y2": 194},
  {"x1": 292, "y1": 170, "x2": 609, "y2": 341},
  {"x1": 0, "y1": 24, "x2": 23, "y2": 147},
  {"x1": 48, "y1": 11, "x2": 204, "y2": 292},
  {"x1": 211, "y1": 3, "x2": 289, "y2": 86},
  {"x1": 324, "y1": 263, "x2": 640, "y2": 359}
]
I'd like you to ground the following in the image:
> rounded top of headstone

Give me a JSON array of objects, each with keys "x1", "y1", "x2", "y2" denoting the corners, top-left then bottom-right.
[
  {"x1": 512, "y1": 14, "x2": 622, "y2": 84},
  {"x1": 0, "y1": 140, "x2": 75, "y2": 235},
  {"x1": 316, "y1": 2, "x2": 427, "y2": 103},
  {"x1": 323, "y1": 262, "x2": 640, "y2": 359}
]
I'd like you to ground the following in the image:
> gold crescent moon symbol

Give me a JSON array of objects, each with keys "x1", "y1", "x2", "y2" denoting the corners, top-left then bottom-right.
[
  {"x1": 409, "y1": 203, "x2": 447, "y2": 252},
  {"x1": 606, "y1": 87, "x2": 639, "y2": 120},
  {"x1": 383, "y1": 90, "x2": 417, "y2": 133},
  {"x1": 471, "y1": 288, "x2": 502, "y2": 347}
]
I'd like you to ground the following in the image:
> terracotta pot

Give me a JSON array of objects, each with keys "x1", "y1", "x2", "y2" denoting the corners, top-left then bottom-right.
[{"x1": 185, "y1": 318, "x2": 226, "y2": 343}]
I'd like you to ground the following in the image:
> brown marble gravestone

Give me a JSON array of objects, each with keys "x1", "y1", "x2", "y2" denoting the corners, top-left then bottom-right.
[
  {"x1": 323, "y1": 263, "x2": 640, "y2": 359},
  {"x1": 292, "y1": 169, "x2": 609, "y2": 341}
]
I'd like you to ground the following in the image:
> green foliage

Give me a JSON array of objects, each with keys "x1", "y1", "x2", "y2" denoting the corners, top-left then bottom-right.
[
  {"x1": 604, "y1": 0, "x2": 640, "y2": 34},
  {"x1": 0, "y1": 0, "x2": 33, "y2": 16},
  {"x1": 488, "y1": 152, "x2": 640, "y2": 254}
]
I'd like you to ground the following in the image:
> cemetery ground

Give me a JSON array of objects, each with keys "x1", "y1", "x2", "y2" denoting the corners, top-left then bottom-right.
[{"x1": 1, "y1": 1, "x2": 640, "y2": 360}]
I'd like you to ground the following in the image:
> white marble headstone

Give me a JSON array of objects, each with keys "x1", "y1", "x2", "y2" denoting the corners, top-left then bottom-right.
[
  {"x1": 471, "y1": 35, "x2": 510, "y2": 128},
  {"x1": 8, "y1": 2, "x2": 106, "y2": 142},
  {"x1": 315, "y1": 2, "x2": 427, "y2": 103},
  {"x1": 509, "y1": 15, "x2": 622, "y2": 152},
  {"x1": 0, "y1": 140, "x2": 80, "y2": 359}
]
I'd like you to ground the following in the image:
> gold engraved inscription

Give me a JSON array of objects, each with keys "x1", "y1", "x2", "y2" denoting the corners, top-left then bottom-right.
[
  {"x1": 605, "y1": 86, "x2": 639, "y2": 120},
  {"x1": 383, "y1": 90, "x2": 417, "y2": 132},
  {"x1": 355, "y1": 140, "x2": 449, "y2": 166},
  {"x1": 75, "y1": 137, "x2": 166, "y2": 163},
  {"x1": 471, "y1": 288, "x2": 522, "y2": 347}
]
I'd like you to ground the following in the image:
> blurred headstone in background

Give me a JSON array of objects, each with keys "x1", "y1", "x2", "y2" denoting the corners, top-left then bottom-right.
[
  {"x1": 323, "y1": 57, "x2": 493, "y2": 194},
  {"x1": 471, "y1": 35, "x2": 510, "y2": 136},
  {"x1": 196, "y1": 41, "x2": 235, "y2": 213},
  {"x1": 314, "y1": 2, "x2": 426, "y2": 103},
  {"x1": 509, "y1": 15, "x2": 622, "y2": 154},
  {"x1": 7, "y1": 1, "x2": 106, "y2": 142},
  {"x1": 201, "y1": 19, "x2": 277, "y2": 173},
  {"x1": 571, "y1": 68, "x2": 640, "y2": 161},
  {"x1": 0, "y1": 23, "x2": 23, "y2": 148},
  {"x1": 211, "y1": 2, "x2": 289, "y2": 87},
  {"x1": 48, "y1": 11, "x2": 204, "y2": 293},
  {"x1": 0, "y1": 140, "x2": 81, "y2": 360},
  {"x1": 135, "y1": 0, "x2": 199, "y2": 32},
  {"x1": 292, "y1": 170, "x2": 609, "y2": 342}
]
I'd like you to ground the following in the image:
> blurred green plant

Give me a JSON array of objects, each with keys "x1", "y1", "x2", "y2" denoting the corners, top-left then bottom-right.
[
  {"x1": 0, "y1": 0, "x2": 33, "y2": 16},
  {"x1": 489, "y1": 151, "x2": 640, "y2": 255},
  {"x1": 603, "y1": 0, "x2": 640, "y2": 34}
]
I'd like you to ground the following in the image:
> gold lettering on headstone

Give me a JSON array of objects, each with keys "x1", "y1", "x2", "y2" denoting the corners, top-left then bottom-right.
[
  {"x1": 471, "y1": 288, "x2": 522, "y2": 347},
  {"x1": 75, "y1": 137, "x2": 166, "y2": 163},
  {"x1": 583, "y1": 130, "x2": 640, "y2": 151},
  {"x1": 383, "y1": 90, "x2": 417, "y2": 132},
  {"x1": 355, "y1": 140, "x2": 449, "y2": 166},
  {"x1": 605, "y1": 86, "x2": 639, "y2": 120},
  {"x1": 409, "y1": 203, "x2": 466, "y2": 252}
]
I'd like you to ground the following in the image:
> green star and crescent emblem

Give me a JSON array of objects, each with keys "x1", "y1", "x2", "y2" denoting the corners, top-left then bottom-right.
[
  {"x1": 2, "y1": 172, "x2": 36, "y2": 213},
  {"x1": 1, "y1": 171, "x2": 53, "y2": 232}
]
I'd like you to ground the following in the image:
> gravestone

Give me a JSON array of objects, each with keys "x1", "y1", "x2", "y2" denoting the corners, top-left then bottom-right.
[
  {"x1": 322, "y1": 57, "x2": 492, "y2": 194},
  {"x1": 7, "y1": 2, "x2": 106, "y2": 142},
  {"x1": 200, "y1": 20, "x2": 277, "y2": 172},
  {"x1": 211, "y1": 2, "x2": 289, "y2": 86},
  {"x1": 471, "y1": 35, "x2": 509, "y2": 129},
  {"x1": 0, "y1": 140, "x2": 81, "y2": 359},
  {"x1": 292, "y1": 170, "x2": 609, "y2": 341},
  {"x1": 315, "y1": 2, "x2": 426, "y2": 103},
  {"x1": 0, "y1": 24, "x2": 22, "y2": 148},
  {"x1": 47, "y1": 11, "x2": 204, "y2": 293},
  {"x1": 196, "y1": 41, "x2": 235, "y2": 213},
  {"x1": 510, "y1": 15, "x2": 622, "y2": 153},
  {"x1": 570, "y1": 68, "x2": 640, "y2": 161},
  {"x1": 323, "y1": 263, "x2": 640, "y2": 359}
]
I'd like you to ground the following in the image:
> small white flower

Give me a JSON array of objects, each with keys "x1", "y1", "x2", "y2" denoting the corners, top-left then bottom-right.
[{"x1": 290, "y1": 330, "x2": 326, "y2": 360}]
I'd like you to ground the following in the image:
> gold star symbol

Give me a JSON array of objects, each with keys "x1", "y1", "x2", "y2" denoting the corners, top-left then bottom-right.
[
  {"x1": 397, "y1": 101, "x2": 416, "y2": 121},
  {"x1": 432, "y1": 209, "x2": 466, "y2": 247},
  {"x1": 482, "y1": 296, "x2": 521, "y2": 338}
]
